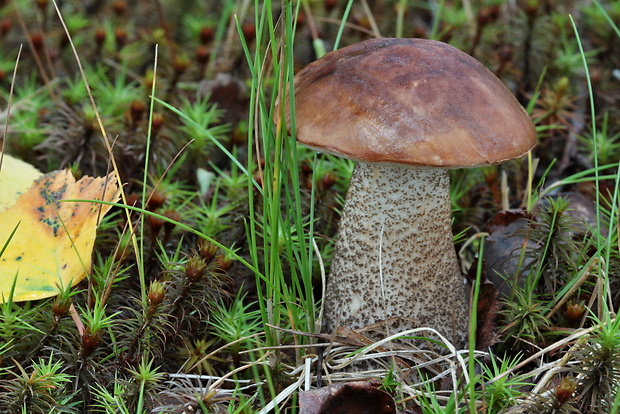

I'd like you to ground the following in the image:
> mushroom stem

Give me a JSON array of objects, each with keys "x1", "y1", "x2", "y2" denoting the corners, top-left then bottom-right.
[{"x1": 323, "y1": 162, "x2": 469, "y2": 346}]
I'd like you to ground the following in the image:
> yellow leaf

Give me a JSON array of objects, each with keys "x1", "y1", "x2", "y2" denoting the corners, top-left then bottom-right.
[
  {"x1": 0, "y1": 154, "x2": 43, "y2": 212},
  {"x1": 0, "y1": 170, "x2": 120, "y2": 303}
]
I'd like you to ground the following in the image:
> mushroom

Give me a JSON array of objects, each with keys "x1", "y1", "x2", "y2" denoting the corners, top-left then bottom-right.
[{"x1": 281, "y1": 38, "x2": 536, "y2": 347}]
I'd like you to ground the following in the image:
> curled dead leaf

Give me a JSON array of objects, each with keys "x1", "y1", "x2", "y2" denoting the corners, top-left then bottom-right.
[{"x1": 299, "y1": 381, "x2": 396, "y2": 414}]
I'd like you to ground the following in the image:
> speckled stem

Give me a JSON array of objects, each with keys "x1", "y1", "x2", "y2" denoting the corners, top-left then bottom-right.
[{"x1": 322, "y1": 163, "x2": 469, "y2": 347}]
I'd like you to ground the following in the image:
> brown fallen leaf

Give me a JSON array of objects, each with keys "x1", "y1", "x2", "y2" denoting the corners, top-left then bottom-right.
[
  {"x1": 299, "y1": 381, "x2": 396, "y2": 414},
  {"x1": 467, "y1": 262, "x2": 502, "y2": 350},
  {"x1": 484, "y1": 193, "x2": 601, "y2": 299},
  {"x1": 483, "y1": 209, "x2": 535, "y2": 298}
]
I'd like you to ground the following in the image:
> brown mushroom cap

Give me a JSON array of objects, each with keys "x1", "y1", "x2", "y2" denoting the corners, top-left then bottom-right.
[{"x1": 285, "y1": 38, "x2": 536, "y2": 168}]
